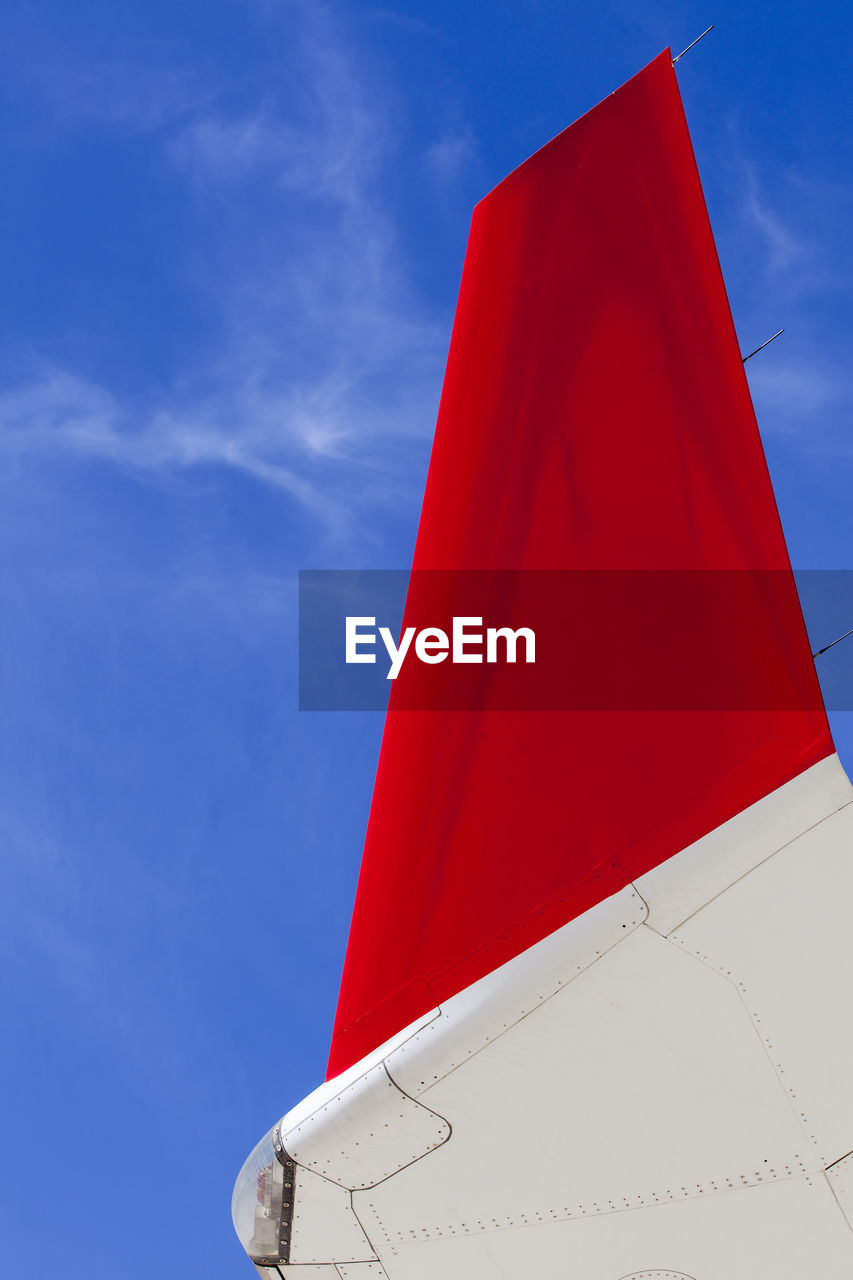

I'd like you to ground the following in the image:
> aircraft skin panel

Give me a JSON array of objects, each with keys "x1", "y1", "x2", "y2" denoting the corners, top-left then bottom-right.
[
  {"x1": 365, "y1": 926, "x2": 812, "y2": 1235},
  {"x1": 259, "y1": 1261, "x2": 390, "y2": 1276},
  {"x1": 232, "y1": 755, "x2": 853, "y2": 1277},
  {"x1": 635, "y1": 751, "x2": 852, "y2": 935},
  {"x1": 826, "y1": 1151, "x2": 853, "y2": 1230},
  {"x1": 352, "y1": 1177, "x2": 853, "y2": 1280},
  {"x1": 334, "y1": 1266, "x2": 389, "y2": 1279},
  {"x1": 270, "y1": 1268, "x2": 337, "y2": 1279},
  {"x1": 384, "y1": 884, "x2": 647, "y2": 1099},
  {"x1": 283, "y1": 1062, "x2": 450, "y2": 1190},
  {"x1": 670, "y1": 800, "x2": 853, "y2": 1167},
  {"x1": 286, "y1": 1164, "x2": 377, "y2": 1265}
]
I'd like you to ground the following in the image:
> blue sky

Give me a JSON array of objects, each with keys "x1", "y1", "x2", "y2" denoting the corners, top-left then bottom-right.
[{"x1": 0, "y1": 1, "x2": 850, "y2": 1276}]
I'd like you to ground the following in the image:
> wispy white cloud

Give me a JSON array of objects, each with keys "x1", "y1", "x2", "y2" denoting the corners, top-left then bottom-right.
[
  {"x1": 742, "y1": 165, "x2": 808, "y2": 276},
  {"x1": 0, "y1": 348, "x2": 434, "y2": 537},
  {"x1": 0, "y1": 3, "x2": 446, "y2": 539},
  {"x1": 15, "y1": 57, "x2": 213, "y2": 133},
  {"x1": 0, "y1": 364, "x2": 336, "y2": 514},
  {"x1": 717, "y1": 133, "x2": 850, "y2": 449}
]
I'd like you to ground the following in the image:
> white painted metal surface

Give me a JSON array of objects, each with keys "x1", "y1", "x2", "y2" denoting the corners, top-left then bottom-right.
[
  {"x1": 282, "y1": 1062, "x2": 450, "y2": 1190},
  {"x1": 370, "y1": 925, "x2": 809, "y2": 1230},
  {"x1": 264, "y1": 1260, "x2": 389, "y2": 1277},
  {"x1": 671, "y1": 800, "x2": 853, "y2": 1168},
  {"x1": 635, "y1": 754, "x2": 852, "y2": 934},
  {"x1": 356, "y1": 1175, "x2": 853, "y2": 1279},
  {"x1": 386, "y1": 885, "x2": 647, "y2": 1098},
  {"x1": 273, "y1": 1268, "x2": 335, "y2": 1279},
  {"x1": 335, "y1": 1265, "x2": 389, "y2": 1278},
  {"x1": 826, "y1": 1151, "x2": 853, "y2": 1229},
  {"x1": 240, "y1": 754, "x2": 853, "y2": 1278},
  {"x1": 288, "y1": 1165, "x2": 376, "y2": 1265}
]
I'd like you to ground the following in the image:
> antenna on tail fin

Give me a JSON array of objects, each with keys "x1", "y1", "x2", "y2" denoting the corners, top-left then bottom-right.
[
  {"x1": 813, "y1": 627, "x2": 853, "y2": 659},
  {"x1": 742, "y1": 328, "x2": 785, "y2": 363},
  {"x1": 672, "y1": 25, "x2": 715, "y2": 64}
]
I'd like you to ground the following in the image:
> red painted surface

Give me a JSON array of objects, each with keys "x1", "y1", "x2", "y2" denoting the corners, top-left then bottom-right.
[{"x1": 326, "y1": 51, "x2": 832, "y2": 1079}]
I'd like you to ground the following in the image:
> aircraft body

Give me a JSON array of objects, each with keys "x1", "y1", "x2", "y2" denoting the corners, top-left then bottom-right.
[{"x1": 232, "y1": 48, "x2": 853, "y2": 1279}]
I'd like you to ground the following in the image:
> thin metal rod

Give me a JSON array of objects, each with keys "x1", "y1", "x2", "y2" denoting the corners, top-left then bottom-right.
[
  {"x1": 742, "y1": 328, "x2": 785, "y2": 363},
  {"x1": 672, "y1": 25, "x2": 715, "y2": 64},
  {"x1": 813, "y1": 627, "x2": 853, "y2": 659}
]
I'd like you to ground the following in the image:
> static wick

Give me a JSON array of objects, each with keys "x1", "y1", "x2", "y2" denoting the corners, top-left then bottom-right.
[
  {"x1": 672, "y1": 25, "x2": 715, "y2": 64},
  {"x1": 742, "y1": 328, "x2": 785, "y2": 363},
  {"x1": 813, "y1": 627, "x2": 853, "y2": 659}
]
